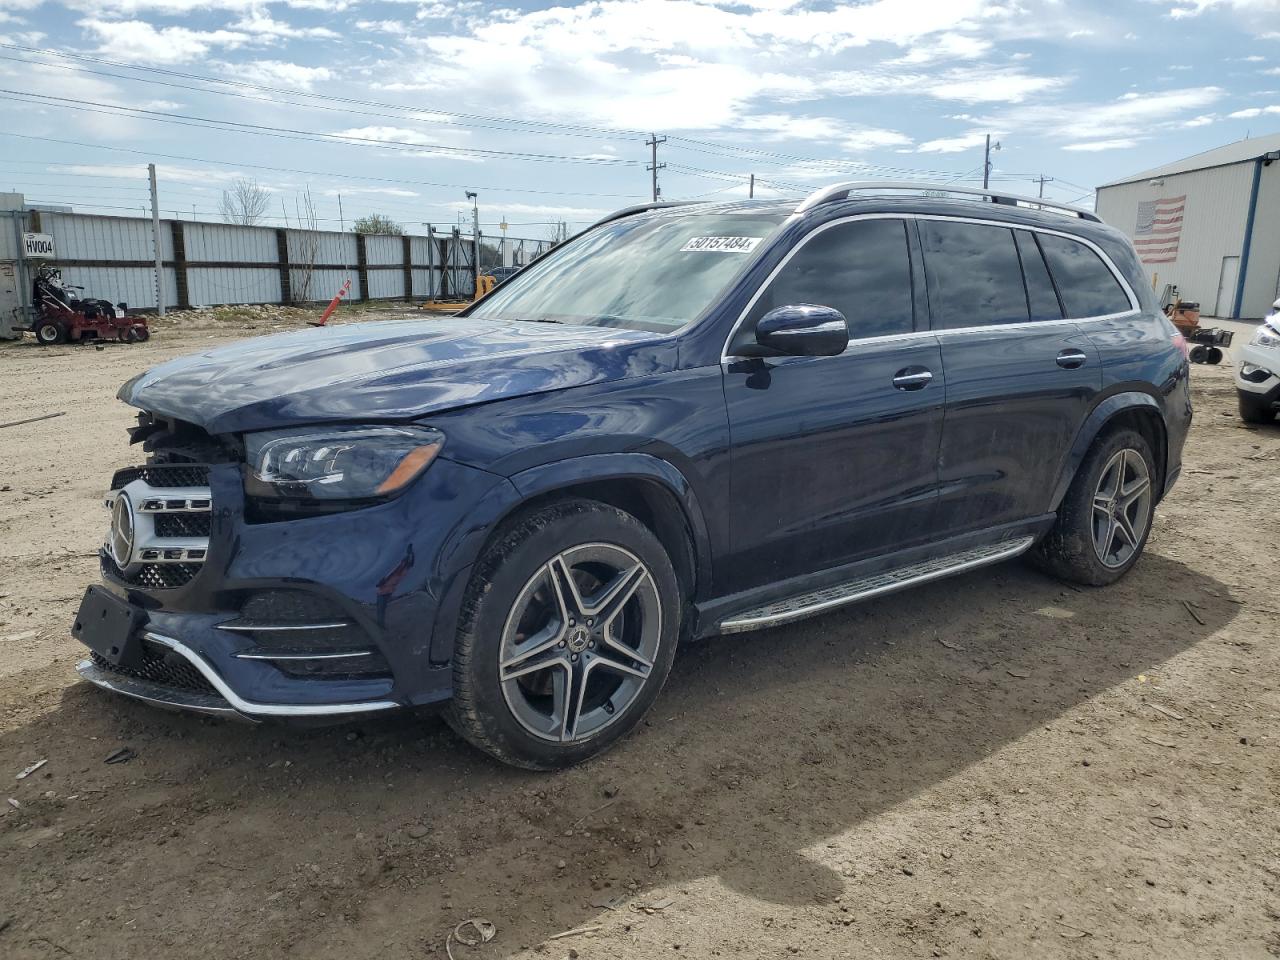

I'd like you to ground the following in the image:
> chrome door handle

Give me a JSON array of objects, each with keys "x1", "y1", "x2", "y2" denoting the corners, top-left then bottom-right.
[
  {"x1": 892, "y1": 368, "x2": 933, "y2": 390},
  {"x1": 1056, "y1": 348, "x2": 1088, "y2": 369}
]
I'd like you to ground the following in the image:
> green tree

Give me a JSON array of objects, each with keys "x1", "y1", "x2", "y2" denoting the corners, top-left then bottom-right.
[{"x1": 351, "y1": 213, "x2": 404, "y2": 235}]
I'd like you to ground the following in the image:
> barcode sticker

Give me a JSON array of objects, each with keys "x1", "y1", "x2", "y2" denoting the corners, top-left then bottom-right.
[{"x1": 679, "y1": 236, "x2": 763, "y2": 253}]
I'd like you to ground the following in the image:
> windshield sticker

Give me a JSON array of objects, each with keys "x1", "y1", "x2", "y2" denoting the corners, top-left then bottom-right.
[{"x1": 679, "y1": 236, "x2": 763, "y2": 254}]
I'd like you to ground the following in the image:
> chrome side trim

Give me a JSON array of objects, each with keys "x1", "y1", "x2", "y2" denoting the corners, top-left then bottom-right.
[
  {"x1": 232, "y1": 650, "x2": 373, "y2": 662},
  {"x1": 718, "y1": 536, "x2": 1036, "y2": 634},
  {"x1": 216, "y1": 621, "x2": 352, "y2": 633},
  {"x1": 720, "y1": 212, "x2": 1139, "y2": 363},
  {"x1": 76, "y1": 658, "x2": 245, "y2": 720},
  {"x1": 142, "y1": 632, "x2": 399, "y2": 717}
]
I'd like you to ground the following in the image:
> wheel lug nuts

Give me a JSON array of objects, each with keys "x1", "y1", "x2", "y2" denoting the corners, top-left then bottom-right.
[
  {"x1": 570, "y1": 653, "x2": 579, "y2": 662},
  {"x1": 588, "y1": 640, "x2": 595, "y2": 649},
  {"x1": 557, "y1": 640, "x2": 566, "y2": 647}
]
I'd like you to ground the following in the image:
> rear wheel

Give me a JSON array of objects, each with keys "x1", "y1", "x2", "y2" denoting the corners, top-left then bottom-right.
[
  {"x1": 35, "y1": 320, "x2": 66, "y2": 345},
  {"x1": 1238, "y1": 392, "x2": 1275, "y2": 424},
  {"x1": 446, "y1": 499, "x2": 681, "y2": 769},
  {"x1": 1205, "y1": 346, "x2": 1224, "y2": 365},
  {"x1": 1033, "y1": 429, "x2": 1156, "y2": 586},
  {"x1": 1188, "y1": 344, "x2": 1208, "y2": 363}
]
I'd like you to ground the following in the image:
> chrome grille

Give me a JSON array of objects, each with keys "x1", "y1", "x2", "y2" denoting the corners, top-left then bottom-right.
[{"x1": 104, "y1": 466, "x2": 212, "y2": 590}]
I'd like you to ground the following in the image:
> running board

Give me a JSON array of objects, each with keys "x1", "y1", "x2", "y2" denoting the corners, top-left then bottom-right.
[{"x1": 718, "y1": 536, "x2": 1036, "y2": 635}]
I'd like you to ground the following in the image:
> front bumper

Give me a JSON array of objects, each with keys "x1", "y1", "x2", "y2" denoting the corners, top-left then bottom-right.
[
  {"x1": 1235, "y1": 340, "x2": 1280, "y2": 396},
  {"x1": 76, "y1": 457, "x2": 522, "y2": 720},
  {"x1": 77, "y1": 631, "x2": 398, "y2": 720}
]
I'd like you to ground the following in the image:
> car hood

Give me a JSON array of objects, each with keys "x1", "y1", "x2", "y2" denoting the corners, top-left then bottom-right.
[{"x1": 119, "y1": 316, "x2": 677, "y2": 435}]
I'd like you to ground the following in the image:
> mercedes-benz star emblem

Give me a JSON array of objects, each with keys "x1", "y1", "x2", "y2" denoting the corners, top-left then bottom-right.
[{"x1": 110, "y1": 493, "x2": 136, "y2": 568}]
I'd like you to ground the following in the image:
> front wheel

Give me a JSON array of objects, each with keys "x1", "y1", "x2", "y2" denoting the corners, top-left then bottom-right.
[
  {"x1": 35, "y1": 320, "x2": 67, "y2": 345},
  {"x1": 1032, "y1": 429, "x2": 1157, "y2": 586},
  {"x1": 446, "y1": 499, "x2": 681, "y2": 769},
  {"x1": 1238, "y1": 391, "x2": 1275, "y2": 424}
]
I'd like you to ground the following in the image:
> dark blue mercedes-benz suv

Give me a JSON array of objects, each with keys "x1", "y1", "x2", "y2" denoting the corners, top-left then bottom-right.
[{"x1": 73, "y1": 182, "x2": 1192, "y2": 768}]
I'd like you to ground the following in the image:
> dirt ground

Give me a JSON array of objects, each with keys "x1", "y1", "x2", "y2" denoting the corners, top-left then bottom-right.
[{"x1": 1, "y1": 311, "x2": 1278, "y2": 960}]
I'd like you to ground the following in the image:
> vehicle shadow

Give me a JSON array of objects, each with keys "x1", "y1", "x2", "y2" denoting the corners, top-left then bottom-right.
[{"x1": 0, "y1": 551, "x2": 1238, "y2": 959}]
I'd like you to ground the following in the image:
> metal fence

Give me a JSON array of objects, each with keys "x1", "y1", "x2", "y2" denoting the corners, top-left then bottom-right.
[{"x1": 5, "y1": 209, "x2": 554, "y2": 313}]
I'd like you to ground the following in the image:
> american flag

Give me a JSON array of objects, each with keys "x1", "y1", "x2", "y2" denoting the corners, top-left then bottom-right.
[{"x1": 1134, "y1": 195, "x2": 1185, "y2": 265}]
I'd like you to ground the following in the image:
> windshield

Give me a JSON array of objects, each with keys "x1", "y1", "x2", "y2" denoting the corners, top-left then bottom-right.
[{"x1": 468, "y1": 211, "x2": 787, "y2": 333}]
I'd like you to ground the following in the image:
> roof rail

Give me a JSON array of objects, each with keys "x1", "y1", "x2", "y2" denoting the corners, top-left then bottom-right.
[
  {"x1": 795, "y1": 181, "x2": 1101, "y2": 222},
  {"x1": 588, "y1": 200, "x2": 703, "y2": 230}
]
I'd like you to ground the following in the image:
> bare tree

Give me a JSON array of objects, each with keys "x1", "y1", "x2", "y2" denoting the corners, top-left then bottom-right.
[
  {"x1": 219, "y1": 178, "x2": 271, "y2": 226},
  {"x1": 291, "y1": 187, "x2": 321, "y2": 303}
]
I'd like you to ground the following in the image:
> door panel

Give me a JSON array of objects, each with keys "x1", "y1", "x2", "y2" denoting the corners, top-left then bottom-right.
[
  {"x1": 1216, "y1": 256, "x2": 1240, "y2": 318},
  {"x1": 722, "y1": 335, "x2": 945, "y2": 593},
  {"x1": 918, "y1": 220, "x2": 1105, "y2": 534},
  {"x1": 934, "y1": 325, "x2": 1101, "y2": 532}
]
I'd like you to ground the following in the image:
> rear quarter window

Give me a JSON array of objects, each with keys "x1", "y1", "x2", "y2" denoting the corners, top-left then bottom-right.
[
  {"x1": 1037, "y1": 233, "x2": 1133, "y2": 318},
  {"x1": 918, "y1": 221, "x2": 1029, "y2": 329}
]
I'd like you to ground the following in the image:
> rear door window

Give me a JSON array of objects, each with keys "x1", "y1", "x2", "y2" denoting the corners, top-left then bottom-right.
[
  {"x1": 1037, "y1": 234, "x2": 1133, "y2": 318},
  {"x1": 746, "y1": 218, "x2": 914, "y2": 341},
  {"x1": 1015, "y1": 231, "x2": 1064, "y2": 322},
  {"x1": 919, "y1": 221, "x2": 1029, "y2": 329}
]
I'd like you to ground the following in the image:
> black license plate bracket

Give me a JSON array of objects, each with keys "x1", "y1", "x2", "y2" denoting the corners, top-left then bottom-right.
[{"x1": 72, "y1": 586, "x2": 147, "y2": 668}]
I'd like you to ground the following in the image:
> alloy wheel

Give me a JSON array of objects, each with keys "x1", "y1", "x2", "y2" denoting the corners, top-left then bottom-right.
[
  {"x1": 1091, "y1": 448, "x2": 1152, "y2": 568},
  {"x1": 498, "y1": 543, "x2": 662, "y2": 743}
]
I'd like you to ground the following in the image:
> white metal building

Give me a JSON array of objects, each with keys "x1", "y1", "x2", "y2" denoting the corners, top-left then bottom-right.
[{"x1": 1095, "y1": 133, "x2": 1280, "y2": 319}]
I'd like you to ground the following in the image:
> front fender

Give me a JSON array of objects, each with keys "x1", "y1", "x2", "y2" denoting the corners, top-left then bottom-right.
[
  {"x1": 510, "y1": 453, "x2": 712, "y2": 569},
  {"x1": 1050, "y1": 391, "x2": 1166, "y2": 510},
  {"x1": 426, "y1": 452, "x2": 713, "y2": 665}
]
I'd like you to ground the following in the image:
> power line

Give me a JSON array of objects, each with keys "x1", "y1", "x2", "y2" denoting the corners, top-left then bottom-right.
[
  {"x1": 0, "y1": 42, "x2": 651, "y2": 142},
  {"x1": 0, "y1": 132, "x2": 645, "y2": 199},
  {"x1": 0, "y1": 89, "x2": 648, "y2": 166}
]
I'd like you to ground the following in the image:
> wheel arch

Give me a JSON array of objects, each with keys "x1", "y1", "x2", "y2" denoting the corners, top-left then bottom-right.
[
  {"x1": 1051, "y1": 391, "x2": 1169, "y2": 511},
  {"x1": 428, "y1": 453, "x2": 711, "y2": 665}
]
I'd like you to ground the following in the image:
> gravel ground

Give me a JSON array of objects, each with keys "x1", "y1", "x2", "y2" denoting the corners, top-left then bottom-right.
[{"x1": 0, "y1": 316, "x2": 1277, "y2": 960}]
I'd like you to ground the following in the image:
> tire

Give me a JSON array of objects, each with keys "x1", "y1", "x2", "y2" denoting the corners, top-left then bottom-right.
[
  {"x1": 1205, "y1": 346, "x2": 1224, "y2": 365},
  {"x1": 446, "y1": 499, "x2": 681, "y2": 770},
  {"x1": 1032, "y1": 428, "x2": 1157, "y2": 586},
  {"x1": 133, "y1": 325, "x2": 151, "y2": 343},
  {"x1": 1188, "y1": 344, "x2": 1208, "y2": 364},
  {"x1": 35, "y1": 320, "x2": 66, "y2": 345},
  {"x1": 1238, "y1": 392, "x2": 1275, "y2": 425}
]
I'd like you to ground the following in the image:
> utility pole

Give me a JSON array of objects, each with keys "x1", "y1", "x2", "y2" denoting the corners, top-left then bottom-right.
[
  {"x1": 1036, "y1": 174, "x2": 1054, "y2": 198},
  {"x1": 147, "y1": 163, "x2": 165, "y2": 317},
  {"x1": 646, "y1": 133, "x2": 666, "y2": 202},
  {"x1": 466, "y1": 190, "x2": 479, "y2": 292},
  {"x1": 982, "y1": 135, "x2": 1001, "y2": 191},
  {"x1": 749, "y1": 173, "x2": 755, "y2": 199},
  {"x1": 338, "y1": 194, "x2": 344, "y2": 232}
]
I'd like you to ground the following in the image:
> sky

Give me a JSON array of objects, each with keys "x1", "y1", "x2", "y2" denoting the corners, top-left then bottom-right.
[{"x1": 1, "y1": 0, "x2": 1278, "y2": 239}]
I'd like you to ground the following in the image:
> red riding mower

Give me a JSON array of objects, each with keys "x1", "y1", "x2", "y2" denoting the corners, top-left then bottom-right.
[{"x1": 30, "y1": 263, "x2": 150, "y2": 346}]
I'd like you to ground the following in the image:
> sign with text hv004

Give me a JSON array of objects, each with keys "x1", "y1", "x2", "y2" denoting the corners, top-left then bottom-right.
[{"x1": 22, "y1": 233, "x2": 55, "y2": 258}]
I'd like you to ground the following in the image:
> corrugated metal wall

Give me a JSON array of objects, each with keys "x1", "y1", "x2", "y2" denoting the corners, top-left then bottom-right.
[
  {"x1": 1241, "y1": 163, "x2": 1280, "y2": 316},
  {"x1": 1095, "y1": 161, "x2": 1278, "y2": 318},
  {"x1": 3, "y1": 212, "x2": 512, "y2": 311}
]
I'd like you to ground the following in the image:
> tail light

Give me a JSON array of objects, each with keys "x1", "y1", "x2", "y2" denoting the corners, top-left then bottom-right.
[{"x1": 1172, "y1": 332, "x2": 1189, "y2": 360}]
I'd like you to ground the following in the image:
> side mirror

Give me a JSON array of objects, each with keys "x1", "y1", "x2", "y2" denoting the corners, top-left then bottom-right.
[{"x1": 753, "y1": 304, "x2": 849, "y2": 357}]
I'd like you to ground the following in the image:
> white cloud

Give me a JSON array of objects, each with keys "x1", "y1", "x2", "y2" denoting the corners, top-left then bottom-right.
[
  {"x1": 1183, "y1": 113, "x2": 1217, "y2": 125},
  {"x1": 1168, "y1": 0, "x2": 1280, "y2": 19},
  {"x1": 231, "y1": 60, "x2": 335, "y2": 90},
  {"x1": 381, "y1": 0, "x2": 1064, "y2": 130},
  {"x1": 321, "y1": 186, "x2": 419, "y2": 198},
  {"x1": 230, "y1": 10, "x2": 340, "y2": 40},
  {"x1": 917, "y1": 132, "x2": 991, "y2": 153},
  {"x1": 78, "y1": 18, "x2": 251, "y2": 63},
  {"x1": 1228, "y1": 104, "x2": 1280, "y2": 116},
  {"x1": 1062, "y1": 138, "x2": 1140, "y2": 151}
]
